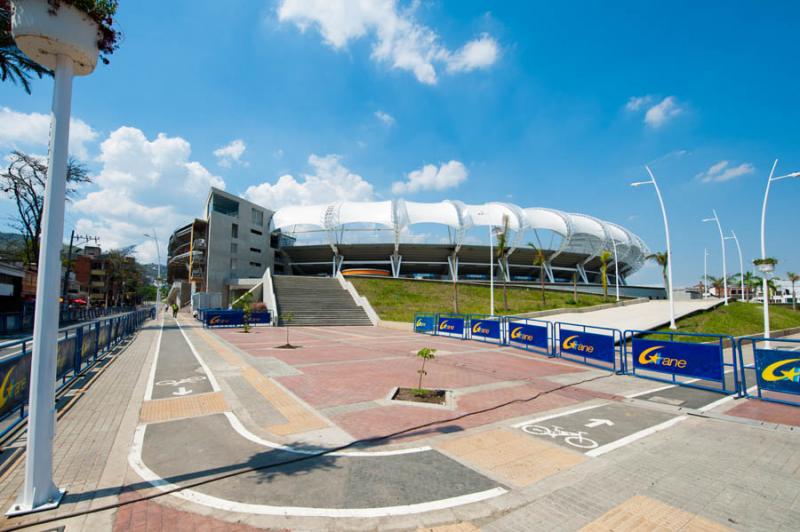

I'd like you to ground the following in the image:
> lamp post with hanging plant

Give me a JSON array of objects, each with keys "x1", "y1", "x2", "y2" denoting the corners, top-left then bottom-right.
[{"x1": 6, "y1": 0, "x2": 120, "y2": 516}]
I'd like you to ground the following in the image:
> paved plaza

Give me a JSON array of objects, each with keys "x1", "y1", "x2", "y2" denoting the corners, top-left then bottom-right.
[{"x1": 0, "y1": 312, "x2": 798, "y2": 531}]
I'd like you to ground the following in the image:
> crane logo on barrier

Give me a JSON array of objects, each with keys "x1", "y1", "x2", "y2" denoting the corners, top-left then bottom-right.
[
  {"x1": 511, "y1": 326, "x2": 534, "y2": 343},
  {"x1": 761, "y1": 358, "x2": 800, "y2": 382},
  {"x1": 637, "y1": 346, "x2": 687, "y2": 369},
  {"x1": 472, "y1": 322, "x2": 491, "y2": 335},
  {"x1": 562, "y1": 335, "x2": 595, "y2": 354}
]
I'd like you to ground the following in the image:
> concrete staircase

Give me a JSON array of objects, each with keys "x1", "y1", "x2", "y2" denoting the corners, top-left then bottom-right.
[{"x1": 272, "y1": 275, "x2": 373, "y2": 326}]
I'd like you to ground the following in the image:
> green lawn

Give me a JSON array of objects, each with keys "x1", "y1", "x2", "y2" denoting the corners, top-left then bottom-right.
[
  {"x1": 645, "y1": 302, "x2": 800, "y2": 342},
  {"x1": 350, "y1": 277, "x2": 609, "y2": 322}
]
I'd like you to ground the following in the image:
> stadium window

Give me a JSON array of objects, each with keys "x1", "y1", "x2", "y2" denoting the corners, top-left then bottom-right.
[
  {"x1": 251, "y1": 208, "x2": 263, "y2": 227},
  {"x1": 230, "y1": 243, "x2": 237, "y2": 254},
  {"x1": 231, "y1": 224, "x2": 238, "y2": 239},
  {"x1": 249, "y1": 262, "x2": 262, "y2": 268},
  {"x1": 230, "y1": 258, "x2": 238, "y2": 271},
  {"x1": 250, "y1": 228, "x2": 263, "y2": 236},
  {"x1": 250, "y1": 247, "x2": 261, "y2": 253}
]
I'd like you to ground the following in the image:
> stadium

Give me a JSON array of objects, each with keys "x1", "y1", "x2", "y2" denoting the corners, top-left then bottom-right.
[{"x1": 167, "y1": 189, "x2": 652, "y2": 308}]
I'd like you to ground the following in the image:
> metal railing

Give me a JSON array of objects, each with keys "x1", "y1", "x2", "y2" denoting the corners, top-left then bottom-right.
[{"x1": 737, "y1": 336, "x2": 800, "y2": 407}]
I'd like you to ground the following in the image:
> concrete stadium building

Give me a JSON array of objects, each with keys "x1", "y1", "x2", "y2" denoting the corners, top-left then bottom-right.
[{"x1": 168, "y1": 188, "x2": 651, "y2": 306}]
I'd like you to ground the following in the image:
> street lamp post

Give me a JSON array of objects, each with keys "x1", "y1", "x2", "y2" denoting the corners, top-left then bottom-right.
[
  {"x1": 703, "y1": 210, "x2": 728, "y2": 305},
  {"x1": 144, "y1": 230, "x2": 162, "y2": 306},
  {"x1": 725, "y1": 231, "x2": 744, "y2": 302},
  {"x1": 488, "y1": 225, "x2": 495, "y2": 316},
  {"x1": 631, "y1": 166, "x2": 676, "y2": 329},
  {"x1": 759, "y1": 159, "x2": 800, "y2": 345},
  {"x1": 703, "y1": 248, "x2": 709, "y2": 298}
]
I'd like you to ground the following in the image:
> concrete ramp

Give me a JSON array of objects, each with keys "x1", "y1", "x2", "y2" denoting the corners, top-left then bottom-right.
[{"x1": 538, "y1": 298, "x2": 723, "y2": 331}]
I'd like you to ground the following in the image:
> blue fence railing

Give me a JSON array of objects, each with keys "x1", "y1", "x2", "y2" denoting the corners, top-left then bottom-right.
[
  {"x1": 737, "y1": 336, "x2": 800, "y2": 407},
  {"x1": 0, "y1": 306, "x2": 137, "y2": 336},
  {"x1": 0, "y1": 306, "x2": 156, "y2": 439},
  {"x1": 199, "y1": 308, "x2": 271, "y2": 328},
  {"x1": 556, "y1": 322, "x2": 624, "y2": 372}
]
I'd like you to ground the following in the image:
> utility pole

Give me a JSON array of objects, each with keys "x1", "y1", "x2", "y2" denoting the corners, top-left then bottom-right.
[{"x1": 61, "y1": 231, "x2": 99, "y2": 305}]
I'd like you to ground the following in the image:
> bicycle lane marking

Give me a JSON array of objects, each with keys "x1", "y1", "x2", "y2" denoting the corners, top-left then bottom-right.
[
  {"x1": 148, "y1": 316, "x2": 216, "y2": 400},
  {"x1": 513, "y1": 402, "x2": 680, "y2": 456}
]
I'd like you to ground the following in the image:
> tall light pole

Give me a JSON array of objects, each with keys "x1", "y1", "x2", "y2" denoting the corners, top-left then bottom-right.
[
  {"x1": 488, "y1": 225, "x2": 495, "y2": 316},
  {"x1": 759, "y1": 159, "x2": 800, "y2": 344},
  {"x1": 703, "y1": 248, "x2": 709, "y2": 298},
  {"x1": 631, "y1": 166, "x2": 676, "y2": 329},
  {"x1": 725, "y1": 231, "x2": 744, "y2": 301},
  {"x1": 144, "y1": 230, "x2": 162, "y2": 305},
  {"x1": 702, "y1": 210, "x2": 728, "y2": 305}
]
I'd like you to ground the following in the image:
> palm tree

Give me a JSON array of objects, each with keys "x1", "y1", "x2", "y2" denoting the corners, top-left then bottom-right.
[
  {"x1": 0, "y1": 2, "x2": 52, "y2": 94},
  {"x1": 708, "y1": 276, "x2": 725, "y2": 298},
  {"x1": 788, "y1": 272, "x2": 799, "y2": 311},
  {"x1": 529, "y1": 242, "x2": 547, "y2": 305},
  {"x1": 494, "y1": 215, "x2": 510, "y2": 311},
  {"x1": 599, "y1": 250, "x2": 612, "y2": 302},
  {"x1": 646, "y1": 252, "x2": 669, "y2": 293}
]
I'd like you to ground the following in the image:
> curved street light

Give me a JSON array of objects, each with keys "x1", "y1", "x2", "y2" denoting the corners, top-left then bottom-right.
[
  {"x1": 702, "y1": 210, "x2": 728, "y2": 306},
  {"x1": 724, "y1": 231, "x2": 744, "y2": 302},
  {"x1": 143, "y1": 230, "x2": 162, "y2": 305},
  {"x1": 631, "y1": 166, "x2": 676, "y2": 329},
  {"x1": 760, "y1": 159, "x2": 800, "y2": 345}
]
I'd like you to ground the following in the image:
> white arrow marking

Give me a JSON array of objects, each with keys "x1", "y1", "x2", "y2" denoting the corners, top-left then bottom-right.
[
  {"x1": 172, "y1": 387, "x2": 192, "y2": 396},
  {"x1": 585, "y1": 418, "x2": 614, "y2": 428}
]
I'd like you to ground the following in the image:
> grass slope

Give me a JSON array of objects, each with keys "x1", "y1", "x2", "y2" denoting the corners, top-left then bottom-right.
[
  {"x1": 646, "y1": 302, "x2": 800, "y2": 342},
  {"x1": 350, "y1": 278, "x2": 608, "y2": 322}
]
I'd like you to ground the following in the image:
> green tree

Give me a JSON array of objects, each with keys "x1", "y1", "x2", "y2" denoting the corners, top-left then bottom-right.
[
  {"x1": 646, "y1": 251, "x2": 670, "y2": 293},
  {"x1": 233, "y1": 291, "x2": 253, "y2": 332},
  {"x1": 104, "y1": 247, "x2": 141, "y2": 307},
  {"x1": 414, "y1": 347, "x2": 436, "y2": 396},
  {"x1": 529, "y1": 242, "x2": 547, "y2": 305},
  {"x1": 599, "y1": 250, "x2": 612, "y2": 302},
  {"x1": 787, "y1": 272, "x2": 799, "y2": 311},
  {"x1": 0, "y1": 1, "x2": 52, "y2": 94},
  {"x1": 282, "y1": 310, "x2": 294, "y2": 346},
  {"x1": 708, "y1": 275, "x2": 725, "y2": 298},
  {"x1": 494, "y1": 215, "x2": 510, "y2": 312}
]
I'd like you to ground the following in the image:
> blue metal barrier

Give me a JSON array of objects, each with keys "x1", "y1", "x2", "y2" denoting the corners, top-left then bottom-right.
[
  {"x1": 413, "y1": 313, "x2": 437, "y2": 334},
  {"x1": 467, "y1": 314, "x2": 504, "y2": 345},
  {"x1": 202, "y1": 309, "x2": 271, "y2": 328},
  {"x1": 624, "y1": 329, "x2": 739, "y2": 395},
  {"x1": 506, "y1": 317, "x2": 553, "y2": 357},
  {"x1": 556, "y1": 322, "x2": 623, "y2": 372},
  {"x1": 0, "y1": 306, "x2": 155, "y2": 439},
  {"x1": 435, "y1": 313, "x2": 467, "y2": 339},
  {"x1": 737, "y1": 337, "x2": 800, "y2": 407}
]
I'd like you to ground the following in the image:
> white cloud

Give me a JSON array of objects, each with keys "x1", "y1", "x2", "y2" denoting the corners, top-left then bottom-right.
[
  {"x1": 244, "y1": 153, "x2": 374, "y2": 209},
  {"x1": 391, "y1": 160, "x2": 467, "y2": 194},
  {"x1": 71, "y1": 127, "x2": 225, "y2": 263},
  {"x1": 695, "y1": 160, "x2": 755, "y2": 183},
  {"x1": 625, "y1": 95, "x2": 684, "y2": 128},
  {"x1": 213, "y1": 139, "x2": 247, "y2": 167},
  {"x1": 277, "y1": 0, "x2": 499, "y2": 84},
  {"x1": 374, "y1": 110, "x2": 395, "y2": 126},
  {"x1": 644, "y1": 96, "x2": 682, "y2": 128},
  {"x1": 446, "y1": 34, "x2": 499, "y2": 73},
  {"x1": 0, "y1": 106, "x2": 98, "y2": 159}
]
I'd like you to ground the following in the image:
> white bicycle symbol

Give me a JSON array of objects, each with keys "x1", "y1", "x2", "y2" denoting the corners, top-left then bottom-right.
[
  {"x1": 521, "y1": 424, "x2": 599, "y2": 449},
  {"x1": 155, "y1": 376, "x2": 207, "y2": 387}
]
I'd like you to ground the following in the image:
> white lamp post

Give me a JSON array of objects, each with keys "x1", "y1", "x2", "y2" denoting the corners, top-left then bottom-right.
[
  {"x1": 631, "y1": 166, "x2": 676, "y2": 329},
  {"x1": 488, "y1": 225, "x2": 495, "y2": 316},
  {"x1": 759, "y1": 159, "x2": 800, "y2": 345},
  {"x1": 725, "y1": 231, "x2": 744, "y2": 302},
  {"x1": 8, "y1": 0, "x2": 100, "y2": 516},
  {"x1": 144, "y1": 230, "x2": 162, "y2": 305},
  {"x1": 703, "y1": 248, "x2": 709, "y2": 298},
  {"x1": 702, "y1": 210, "x2": 728, "y2": 305}
]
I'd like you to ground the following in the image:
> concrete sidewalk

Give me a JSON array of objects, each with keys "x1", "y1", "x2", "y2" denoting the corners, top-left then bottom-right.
[{"x1": 538, "y1": 298, "x2": 722, "y2": 331}]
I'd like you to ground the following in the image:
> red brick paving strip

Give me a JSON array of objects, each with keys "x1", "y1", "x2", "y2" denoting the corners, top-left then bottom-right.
[{"x1": 725, "y1": 399, "x2": 800, "y2": 427}]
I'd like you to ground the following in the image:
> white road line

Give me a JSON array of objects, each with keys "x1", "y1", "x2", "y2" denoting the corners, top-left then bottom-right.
[
  {"x1": 585, "y1": 416, "x2": 686, "y2": 457},
  {"x1": 128, "y1": 424, "x2": 507, "y2": 517},
  {"x1": 174, "y1": 317, "x2": 221, "y2": 392},
  {"x1": 511, "y1": 403, "x2": 606, "y2": 428},
  {"x1": 143, "y1": 314, "x2": 165, "y2": 401}
]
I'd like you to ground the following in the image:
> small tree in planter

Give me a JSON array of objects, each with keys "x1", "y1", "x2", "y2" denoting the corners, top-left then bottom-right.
[
  {"x1": 413, "y1": 347, "x2": 436, "y2": 397},
  {"x1": 232, "y1": 291, "x2": 253, "y2": 333},
  {"x1": 279, "y1": 310, "x2": 295, "y2": 348},
  {"x1": 599, "y1": 249, "x2": 612, "y2": 302}
]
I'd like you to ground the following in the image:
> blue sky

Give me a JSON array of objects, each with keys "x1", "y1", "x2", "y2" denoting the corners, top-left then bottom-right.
[{"x1": 1, "y1": 0, "x2": 798, "y2": 286}]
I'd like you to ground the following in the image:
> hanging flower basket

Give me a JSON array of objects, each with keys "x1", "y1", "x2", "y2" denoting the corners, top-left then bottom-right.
[
  {"x1": 753, "y1": 257, "x2": 777, "y2": 273},
  {"x1": 10, "y1": 0, "x2": 119, "y2": 75}
]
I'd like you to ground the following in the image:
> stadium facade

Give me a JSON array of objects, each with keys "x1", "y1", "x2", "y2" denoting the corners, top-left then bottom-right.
[{"x1": 168, "y1": 188, "x2": 650, "y2": 306}]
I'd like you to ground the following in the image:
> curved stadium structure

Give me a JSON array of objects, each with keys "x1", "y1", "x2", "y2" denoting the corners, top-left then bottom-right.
[{"x1": 272, "y1": 199, "x2": 649, "y2": 283}]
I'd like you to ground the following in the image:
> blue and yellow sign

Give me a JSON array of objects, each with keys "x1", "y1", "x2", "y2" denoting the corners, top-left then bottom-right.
[
  {"x1": 414, "y1": 315, "x2": 435, "y2": 333},
  {"x1": 437, "y1": 316, "x2": 465, "y2": 336},
  {"x1": 508, "y1": 323, "x2": 548, "y2": 349},
  {"x1": 470, "y1": 319, "x2": 501, "y2": 340},
  {"x1": 205, "y1": 310, "x2": 244, "y2": 328},
  {"x1": 755, "y1": 349, "x2": 800, "y2": 395},
  {"x1": 560, "y1": 330, "x2": 615, "y2": 363},
  {"x1": 632, "y1": 338, "x2": 723, "y2": 381}
]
